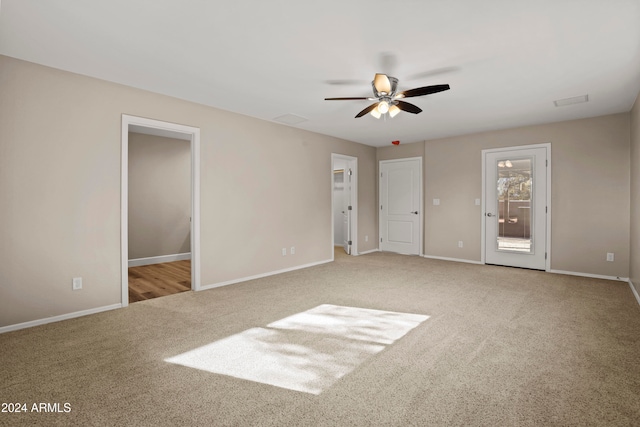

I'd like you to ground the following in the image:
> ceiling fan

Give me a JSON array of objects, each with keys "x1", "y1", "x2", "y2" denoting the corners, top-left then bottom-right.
[{"x1": 325, "y1": 73, "x2": 450, "y2": 119}]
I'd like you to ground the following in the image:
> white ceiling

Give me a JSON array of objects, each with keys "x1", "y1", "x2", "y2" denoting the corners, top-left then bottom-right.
[{"x1": 1, "y1": 0, "x2": 639, "y2": 147}]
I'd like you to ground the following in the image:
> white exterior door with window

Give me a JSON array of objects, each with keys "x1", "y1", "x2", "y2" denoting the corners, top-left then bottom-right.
[{"x1": 483, "y1": 145, "x2": 549, "y2": 270}]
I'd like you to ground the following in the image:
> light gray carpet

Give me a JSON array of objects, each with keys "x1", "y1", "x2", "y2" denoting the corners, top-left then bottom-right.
[{"x1": 1, "y1": 251, "x2": 639, "y2": 426}]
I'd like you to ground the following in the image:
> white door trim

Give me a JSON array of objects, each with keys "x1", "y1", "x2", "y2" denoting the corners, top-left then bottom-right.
[
  {"x1": 121, "y1": 115, "x2": 201, "y2": 307},
  {"x1": 331, "y1": 154, "x2": 358, "y2": 259},
  {"x1": 481, "y1": 143, "x2": 551, "y2": 270},
  {"x1": 379, "y1": 157, "x2": 423, "y2": 256}
]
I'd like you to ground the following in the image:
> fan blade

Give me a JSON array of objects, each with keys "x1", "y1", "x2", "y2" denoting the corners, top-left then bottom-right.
[
  {"x1": 355, "y1": 103, "x2": 379, "y2": 118},
  {"x1": 406, "y1": 67, "x2": 459, "y2": 81},
  {"x1": 398, "y1": 84, "x2": 450, "y2": 98},
  {"x1": 325, "y1": 97, "x2": 370, "y2": 100},
  {"x1": 373, "y1": 73, "x2": 391, "y2": 94},
  {"x1": 325, "y1": 79, "x2": 368, "y2": 86},
  {"x1": 396, "y1": 100, "x2": 423, "y2": 114}
]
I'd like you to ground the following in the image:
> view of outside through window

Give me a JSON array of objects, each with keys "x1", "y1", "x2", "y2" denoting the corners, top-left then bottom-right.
[{"x1": 496, "y1": 157, "x2": 533, "y2": 252}]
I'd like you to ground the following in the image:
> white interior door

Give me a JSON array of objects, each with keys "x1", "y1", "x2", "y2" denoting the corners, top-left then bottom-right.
[
  {"x1": 333, "y1": 169, "x2": 344, "y2": 245},
  {"x1": 484, "y1": 145, "x2": 548, "y2": 270},
  {"x1": 379, "y1": 158, "x2": 422, "y2": 255},
  {"x1": 343, "y1": 168, "x2": 352, "y2": 255},
  {"x1": 332, "y1": 154, "x2": 358, "y2": 257}
]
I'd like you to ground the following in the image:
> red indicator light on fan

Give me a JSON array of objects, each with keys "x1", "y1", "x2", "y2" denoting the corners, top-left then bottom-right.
[{"x1": 392, "y1": 140, "x2": 400, "y2": 145}]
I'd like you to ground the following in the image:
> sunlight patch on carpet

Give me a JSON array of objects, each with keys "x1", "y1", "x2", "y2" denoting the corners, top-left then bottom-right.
[{"x1": 165, "y1": 304, "x2": 429, "y2": 394}]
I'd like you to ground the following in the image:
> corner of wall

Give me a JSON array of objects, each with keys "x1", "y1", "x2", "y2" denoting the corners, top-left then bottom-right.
[
  {"x1": 629, "y1": 280, "x2": 640, "y2": 307},
  {"x1": 629, "y1": 89, "x2": 640, "y2": 285}
]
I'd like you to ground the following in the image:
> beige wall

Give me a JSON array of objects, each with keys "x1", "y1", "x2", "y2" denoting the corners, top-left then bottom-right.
[
  {"x1": 630, "y1": 93, "x2": 640, "y2": 287},
  {"x1": 377, "y1": 141, "x2": 425, "y2": 162},
  {"x1": 128, "y1": 133, "x2": 191, "y2": 260},
  {"x1": 1, "y1": 53, "x2": 634, "y2": 329},
  {"x1": 422, "y1": 114, "x2": 631, "y2": 277},
  {"x1": 375, "y1": 116, "x2": 632, "y2": 279},
  {"x1": 0, "y1": 55, "x2": 377, "y2": 327}
]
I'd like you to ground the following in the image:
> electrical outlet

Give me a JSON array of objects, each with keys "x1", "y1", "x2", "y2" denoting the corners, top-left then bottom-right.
[
  {"x1": 458, "y1": 241, "x2": 464, "y2": 248},
  {"x1": 282, "y1": 248, "x2": 287, "y2": 256},
  {"x1": 606, "y1": 252, "x2": 614, "y2": 262},
  {"x1": 72, "y1": 277, "x2": 82, "y2": 290},
  {"x1": 290, "y1": 246, "x2": 295, "y2": 255}
]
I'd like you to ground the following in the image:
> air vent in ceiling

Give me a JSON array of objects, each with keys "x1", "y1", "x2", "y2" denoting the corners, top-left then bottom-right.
[
  {"x1": 273, "y1": 114, "x2": 308, "y2": 125},
  {"x1": 554, "y1": 94, "x2": 589, "y2": 107}
]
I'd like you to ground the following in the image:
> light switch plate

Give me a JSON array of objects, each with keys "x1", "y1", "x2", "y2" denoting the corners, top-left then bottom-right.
[{"x1": 433, "y1": 198, "x2": 440, "y2": 206}]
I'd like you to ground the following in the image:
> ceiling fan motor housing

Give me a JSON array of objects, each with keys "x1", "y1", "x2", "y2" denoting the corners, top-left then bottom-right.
[{"x1": 372, "y1": 75, "x2": 398, "y2": 97}]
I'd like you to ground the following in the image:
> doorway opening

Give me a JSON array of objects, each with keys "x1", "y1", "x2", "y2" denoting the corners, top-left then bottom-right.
[
  {"x1": 331, "y1": 154, "x2": 358, "y2": 258},
  {"x1": 121, "y1": 115, "x2": 201, "y2": 307},
  {"x1": 482, "y1": 144, "x2": 550, "y2": 270}
]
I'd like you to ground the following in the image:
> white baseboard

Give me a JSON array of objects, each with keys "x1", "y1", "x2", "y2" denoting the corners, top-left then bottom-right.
[
  {"x1": 200, "y1": 259, "x2": 333, "y2": 291},
  {"x1": 422, "y1": 254, "x2": 484, "y2": 265},
  {"x1": 420, "y1": 260, "x2": 631, "y2": 285},
  {"x1": 357, "y1": 249, "x2": 379, "y2": 255},
  {"x1": 548, "y1": 269, "x2": 628, "y2": 282},
  {"x1": 628, "y1": 280, "x2": 640, "y2": 306},
  {"x1": 128, "y1": 252, "x2": 191, "y2": 267},
  {"x1": 0, "y1": 303, "x2": 122, "y2": 334}
]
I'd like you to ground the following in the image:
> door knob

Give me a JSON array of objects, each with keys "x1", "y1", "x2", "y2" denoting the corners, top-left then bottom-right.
[
  {"x1": 486, "y1": 213, "x2": 494, "y2": 217},
  {"x1": 411, "y1": 211, "x2": 419, "y2": 214}
]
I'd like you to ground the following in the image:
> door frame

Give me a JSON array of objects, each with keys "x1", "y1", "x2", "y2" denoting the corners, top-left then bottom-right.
[
  {"x1": 121, "y1": 114, "x2": 201, "y2": 307},
  {"x1": 331, "y1": 153, "x2": 358, "y2": 258},
  {"x1": 378, "y1": 157, "x2": 423, "y2": 255},
  {"x1": 481, "y1": 143, "x2": 551, "y2": 270}
]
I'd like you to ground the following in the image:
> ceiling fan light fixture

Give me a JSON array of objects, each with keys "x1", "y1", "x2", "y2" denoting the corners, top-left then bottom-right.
[
  {"x1": 388, "y1": 77, "x2": 398, "y2": 95},
  {"x1": 373, "y1": 73, "x2": 391, "y2": 94},
  {"x1": 324, "y1": 73, "x2": 450, "y2": 120},
  {"x1": 388, "y1": 104, "x2": 401, "y2": 117}
]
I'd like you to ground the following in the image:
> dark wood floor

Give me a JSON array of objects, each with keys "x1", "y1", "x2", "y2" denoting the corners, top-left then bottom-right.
[{"x1": 128, "y1": 260, "x2": 191, "y2": 303}]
